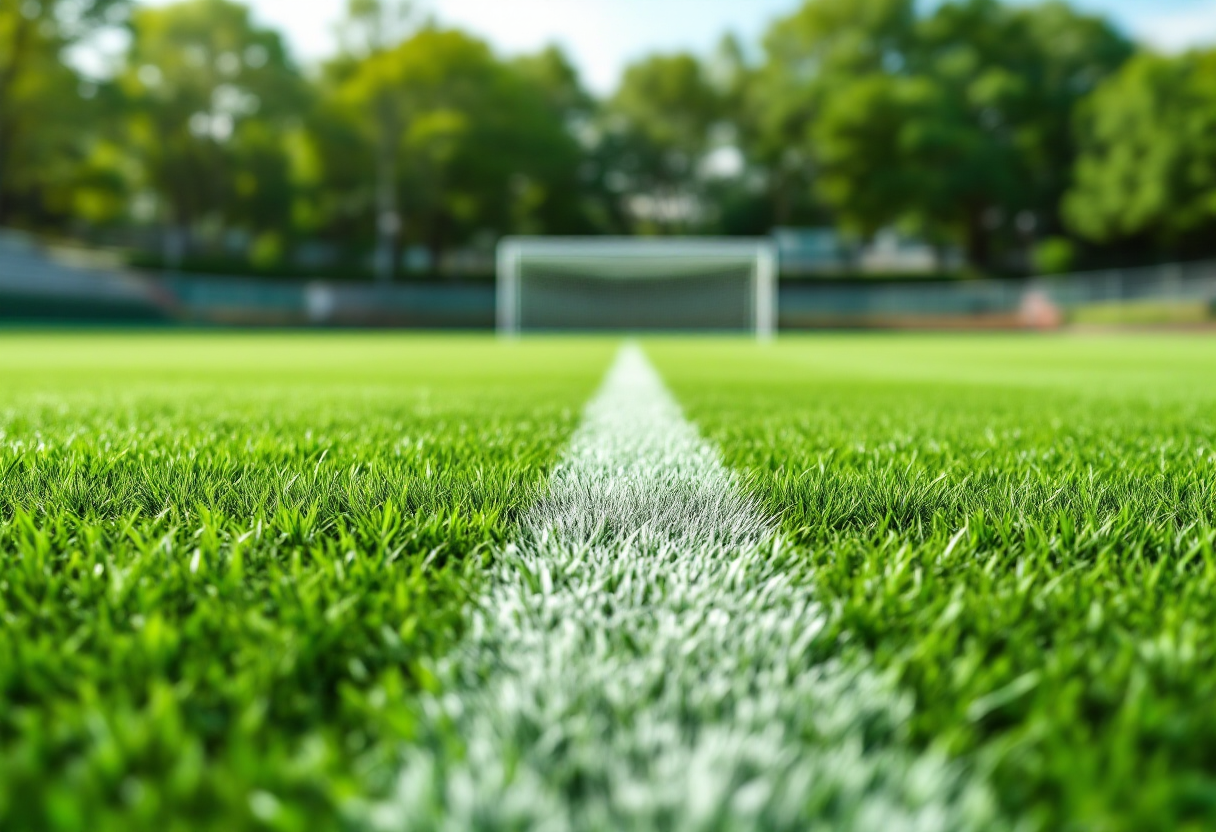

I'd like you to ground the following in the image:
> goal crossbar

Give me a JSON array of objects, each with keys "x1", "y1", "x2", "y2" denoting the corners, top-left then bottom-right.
[{"x1": 497, "y1": 237, "x2": 777, "y2": 338}]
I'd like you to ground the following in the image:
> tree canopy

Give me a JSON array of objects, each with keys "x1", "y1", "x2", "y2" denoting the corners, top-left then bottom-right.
[
  {"x1": 1064, "y1": 49, "x2": 1216, "y2": 256},
  {"x1": 0, "y1": 0, "x2": 129, "y2": 224},
  {"x1": 784, "y1": 0, "x2": 1131, "y2": 267},
  {"x1": 115, "y1": 0, "x2": 305, "y2": 255},
  {"x1": 1, "y1": 0, "x2": 1211, "y2": 276},
  {"x1": 329, "y1": 26, "x2": 586, "y2": 268}
]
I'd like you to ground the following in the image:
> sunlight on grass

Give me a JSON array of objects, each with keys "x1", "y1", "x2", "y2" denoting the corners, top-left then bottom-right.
[
  {"x1": 0, "y1": 332, "x2": 613, "y2": 832},
  {"x1": 651, "y1": 334, "x2": 1216, "y2": 832}
]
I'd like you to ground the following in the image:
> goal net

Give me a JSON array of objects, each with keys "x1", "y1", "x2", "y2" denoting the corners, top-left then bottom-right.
[{"x1": 497, "y1": 237, "x2": 777, "y2": 338}]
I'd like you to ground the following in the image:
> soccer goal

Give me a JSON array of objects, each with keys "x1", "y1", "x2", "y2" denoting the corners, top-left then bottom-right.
[{"x1": 496, "y1": 237, "x2": 777, "y2": 338}]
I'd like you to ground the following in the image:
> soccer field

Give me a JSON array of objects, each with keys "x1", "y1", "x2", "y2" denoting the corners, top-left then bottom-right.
[{"x1": 3, "y1": 332, "x2": 1216, "y2": 831}]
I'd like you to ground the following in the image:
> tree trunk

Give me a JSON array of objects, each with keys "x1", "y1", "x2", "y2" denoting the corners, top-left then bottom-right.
[
  {"x1": 374, "y1": 96, "x2": 401, "y2": 284},
  {"x1": 772, "y1": 173, "x2": 790, "y2": 227},
  {"x1": 965, "y1": 204, "x2": 990, "y2": 272},
  {"x1": 427, "y1": 212, "x2": 447, "y2": 279}
]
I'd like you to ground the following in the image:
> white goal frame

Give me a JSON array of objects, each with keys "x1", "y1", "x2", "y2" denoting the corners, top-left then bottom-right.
[{"x1": 496, "y1": 237, "x2": 777, "y2": 339}]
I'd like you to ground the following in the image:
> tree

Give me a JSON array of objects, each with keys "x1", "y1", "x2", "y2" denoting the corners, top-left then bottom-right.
[
  {"x1": 906, "y1": 0, "x2": 1131, "y2": 267},
  {"x1": 602, "y1": 53, "x2": 724, "y2": 233},
  {"x1": 0, "y1": 0, "x2": 128, "y2": 225},
  {"x1": 762, "y1": 0, "x2": 1129, "y2": 269},
  {"x1": 746, "y1": 0, "x2": 916, "y2": 228},
  {"x1": 811, "y1": 73, "x2": 944, "y2": 239},
  {"x1": 513, "y1": 45, "x2": 594, "y2": 125},
  {"x1": 334, "y1": 28, "x2": 585, "y2": 271},
  {"x1": 1003, "y1": 2, "x2": 1133, "y2": 235},
  {"x1": 334, "y1": 0, "x2": 419, "y2": 281},
  {"x1": 1063, "y1": 49, "x2": 1216, "y2": 256},
  {"x1": 116, "y1": 0, "x2": 307, "y2": 265},
  {"x1": 684, "y1": 35, "x2": 772, "y2": 236}
]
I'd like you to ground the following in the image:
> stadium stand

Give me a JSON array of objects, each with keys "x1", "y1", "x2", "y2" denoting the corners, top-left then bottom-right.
[{"x1": 0, "y1": 230, "x2": 170, "y2": 322}]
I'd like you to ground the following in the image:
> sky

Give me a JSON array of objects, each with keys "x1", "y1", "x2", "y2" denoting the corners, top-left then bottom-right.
[{"x1": 152, "y1": 0, "x2": 1216, "y2": 93}]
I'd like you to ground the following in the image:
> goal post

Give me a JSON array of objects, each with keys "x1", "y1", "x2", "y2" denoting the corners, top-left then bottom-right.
[{"x1": 497, "y1": 237, "x2": 777, "y2": 339}]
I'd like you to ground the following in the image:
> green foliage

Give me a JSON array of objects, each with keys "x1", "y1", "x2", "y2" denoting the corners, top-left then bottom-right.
[
  {"x1": 787, "y1": 0, "x2": 1130, "y2": 267},
  {"x1": 651, "y1": 334, "x2": 1216, "y2": 830},
  {"x1": 613, "y1": 53, "x2": 721, "y2": 160},
  {"x1": 116, "y1": 0, "x2": 307, "y2": 244},
  {"x1": 1064, "y1": 49, "x2": 1216, "y2": 251},
  {"x1": 766, "y1": 0, "x2": 917, "y2": 79},
  {"x1": 512, "y1": 45, "x2": 595, "y2": 123},
  {"x1": 3, "y1": 0, "x2": 1212, "y2": 270},
  {"x1": 0, "y1": 0, "x2": 129, "y2": 225},
  {"x1": 743, "y1": 0, "x2": 916, "y2": 236},
  {"x1": 596, "y1": 53, "x2": 730, "y2": 233},
  {"x1": 811, "y1": 72, "x2": 938, "y2": 236},
  {"x1": 323, "y1": 26, "x2": 588, "y2": 259},
  {"x1": 0, "y1": 333, "x2": 612, "y2": 832},
  {"x1": 1032, "y1": 235, "x2": 1075, "y2": 274}
]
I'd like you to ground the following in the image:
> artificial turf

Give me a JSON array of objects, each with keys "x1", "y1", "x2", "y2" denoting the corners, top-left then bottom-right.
[
  {"x1": 650, "y1": 334, "x2": 1216, "y2": 832},
  {"x1": 6, "y1": 331, "x2": 1216, "y2": 831},
  {"x1": 0, "y1": 333, "x2": 612, "y2": 832}
]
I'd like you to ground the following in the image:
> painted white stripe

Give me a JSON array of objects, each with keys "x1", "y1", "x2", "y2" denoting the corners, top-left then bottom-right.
[{"x1": 364, "y1": 344, "x2": 1003, "y2": 831}]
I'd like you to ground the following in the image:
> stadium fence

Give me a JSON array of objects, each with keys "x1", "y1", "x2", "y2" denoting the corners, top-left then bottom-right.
[{"x1": 3, "y1": 227, "x2": 1215, "y2": 328}]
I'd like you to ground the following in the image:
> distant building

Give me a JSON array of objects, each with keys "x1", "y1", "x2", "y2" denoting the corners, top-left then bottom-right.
[{"x1": 0, "y1": 228, "x2": 166, "y2": 321}]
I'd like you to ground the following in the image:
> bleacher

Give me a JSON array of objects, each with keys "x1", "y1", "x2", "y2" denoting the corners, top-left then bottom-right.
[{"x1": 0, "y1": 230, "x2": 169, "y2": 322}]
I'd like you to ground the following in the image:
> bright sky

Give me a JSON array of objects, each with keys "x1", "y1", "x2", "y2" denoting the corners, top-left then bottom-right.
[{"x1": 153, "y1": 0, "x2": 1216, "y2": 92}]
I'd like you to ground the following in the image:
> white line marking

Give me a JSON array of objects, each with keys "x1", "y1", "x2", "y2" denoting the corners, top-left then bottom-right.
[{"x1": 364, "y1": 344, "x2": 1003, "y2": 830}]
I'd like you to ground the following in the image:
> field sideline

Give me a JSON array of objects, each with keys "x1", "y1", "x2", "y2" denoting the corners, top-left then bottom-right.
[{"x1": 3, "y1": 332, "x2": 1216, "y2": 830}]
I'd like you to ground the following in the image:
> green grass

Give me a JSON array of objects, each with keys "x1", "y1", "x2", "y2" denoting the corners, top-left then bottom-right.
[
  {"x1": 649, "y1": 334, "x2": 1216, "y2": 832},
  {"x1": 0, "y1": 333, "x2": 613, "y2": 832},
  {"x1": 1070, "y1": 299, "x2": 1213, "y2": 326},
  {"x1": 9, "y1": 331, "x2": 1216, "y2": 831}
]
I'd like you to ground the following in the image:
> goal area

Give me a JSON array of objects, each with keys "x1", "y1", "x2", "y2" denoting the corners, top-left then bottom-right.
[{"x1": 496, "y1": 237, "x2": 777, "y2": 338}]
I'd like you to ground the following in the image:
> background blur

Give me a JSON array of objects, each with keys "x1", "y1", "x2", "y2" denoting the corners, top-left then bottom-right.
[{"x1": 2, "y1": 0, "x2": 1215, "y2": 328}]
